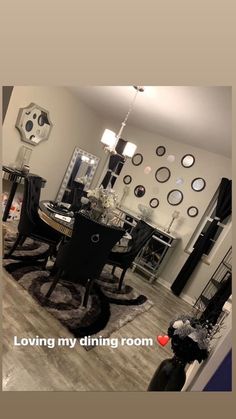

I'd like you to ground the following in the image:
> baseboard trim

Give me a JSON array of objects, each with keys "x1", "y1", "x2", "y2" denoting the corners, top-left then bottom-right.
[{"x1": 157, "y1": 277, "x2": 195, "y2": 307}]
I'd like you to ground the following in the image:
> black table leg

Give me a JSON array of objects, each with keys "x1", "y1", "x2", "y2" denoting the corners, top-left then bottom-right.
[{"x1": 2, "y1": 181, "x2": 18, "y2": 221}]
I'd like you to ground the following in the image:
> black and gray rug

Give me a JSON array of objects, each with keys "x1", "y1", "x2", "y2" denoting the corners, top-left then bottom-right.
[{"x1": 3, "y1": 232, "x2": 153, "y2": 344}]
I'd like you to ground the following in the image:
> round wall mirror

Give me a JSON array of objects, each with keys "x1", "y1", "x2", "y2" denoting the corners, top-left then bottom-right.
[
  {"x1": 191, "y1": 178, "x2": 206, "y2": 192},
  {"x1": 134, "y1": 185, "x2": 146, "y2": 198},
  {"x1": 167, "y1": 189, "x2": 183, "y2": 206},
  {"x1": 181, "y1": 154, "x2": 195, "y2": 168},
  {"x1": 123, "y1": 175, "x2": 132, "y2": 185},
  {"x1": 155, "y1": 167, "x2": 171, "y2": 183},
  {"x1": 149, "y1": 198, "x2": 159, "y2": 208},
  {"x1": 187, "y1": 206, "x2": 199, "y2": 217},
  {"x1": 156, "y1": 146, "x2": 166, "y2": 156},
  {"x1": 132, "y1": 153, "x2": 143, "y2": 166}
]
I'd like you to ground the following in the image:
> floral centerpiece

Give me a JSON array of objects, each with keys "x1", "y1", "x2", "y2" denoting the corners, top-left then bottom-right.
[
  {"x1": 148, "y1": 314, "x2": 221, "y2": 391},
  {"x1": 86, "y1": 187, "x2": 118, "y2": 221},
  {"x1": 167, "y1": 314, "x2": 212, "y2": 364}
]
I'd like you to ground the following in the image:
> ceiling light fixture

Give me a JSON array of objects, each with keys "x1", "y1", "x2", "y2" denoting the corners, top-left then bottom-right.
[{"x1": 100, "y1": 86, "x2": 144, "y2": 158}]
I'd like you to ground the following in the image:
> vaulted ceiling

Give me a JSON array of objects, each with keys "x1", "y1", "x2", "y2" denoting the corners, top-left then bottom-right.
[{"x1": 69, "y1": 86, "x2": 231, "y2": 158}]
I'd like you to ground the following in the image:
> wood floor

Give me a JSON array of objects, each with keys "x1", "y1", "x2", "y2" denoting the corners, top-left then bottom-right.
[{"x1": 2, "y1": 267, "x2": 191, "y2": 391}]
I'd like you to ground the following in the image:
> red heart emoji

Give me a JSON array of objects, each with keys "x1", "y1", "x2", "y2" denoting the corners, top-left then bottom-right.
[{"x1": 157, "y1": 335, "x2": 170, "y2": 347}]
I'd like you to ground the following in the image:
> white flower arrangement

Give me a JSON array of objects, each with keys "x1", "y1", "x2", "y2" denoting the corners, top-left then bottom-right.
[{"x1": 87, "y1": 187, "x2": 118, "y2": 211}]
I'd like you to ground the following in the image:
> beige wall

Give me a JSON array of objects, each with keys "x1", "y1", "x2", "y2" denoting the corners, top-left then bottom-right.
[
  {"x1": 2, "y1": 86, "x2": 107, "y2": 200},
  {"x1": 97, "y1": 119, "x2": 232, "y2": 303}
]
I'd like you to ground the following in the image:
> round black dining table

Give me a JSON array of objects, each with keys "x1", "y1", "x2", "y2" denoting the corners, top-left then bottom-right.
[
  {"x1": 38, "y1": 201, "x2": 75, "y2": 237},
  {"x1": 38, "y1": 201, "x2": 132, "y2": 251}
]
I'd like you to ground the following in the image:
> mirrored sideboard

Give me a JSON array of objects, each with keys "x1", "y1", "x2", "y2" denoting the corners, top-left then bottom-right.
[{"x1": 132, "y1": 230, "x2": 178, "y2": 283}]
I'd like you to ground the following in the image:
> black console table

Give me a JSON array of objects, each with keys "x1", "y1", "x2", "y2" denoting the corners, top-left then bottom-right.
[{"x1": 2, "y1": 166, "x2": 46, "y2": 222}]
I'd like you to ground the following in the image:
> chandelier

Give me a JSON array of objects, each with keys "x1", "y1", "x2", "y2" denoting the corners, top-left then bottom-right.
[{"x1": 100, "y1": 86, "x2": 144, "y2": 158}]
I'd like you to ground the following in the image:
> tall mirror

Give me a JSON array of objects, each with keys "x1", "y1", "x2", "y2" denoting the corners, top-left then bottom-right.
[{"x1": 56, "y1": 147, "x2": 100, "y2": 203}]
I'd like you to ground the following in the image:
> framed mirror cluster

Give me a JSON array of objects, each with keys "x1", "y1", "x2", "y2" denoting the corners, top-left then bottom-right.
[
  {"x1": 123, "y1": 175, "x2": 132, "y2": 185},
  {"x1": 187, "y1": 206, "x2": 199, "y2": 217},
  {"x1": 132, "y1": 153, "x2": 143, "y2": 166},
  {"x1": 56, "y1": 147, "x2": 100, "y2": 203},
  {"x1": 181, "y1": 154, "x2": 195, "y2": 168},
  {"x1": 156, "y1": 146, "x2": 166, "y2": 156},
  {"x1": 134, "y1": 185, "x2": 146, "y2": 198},
  {"x1": 167, "y1": 189, "x2": 183, "y2": 206},
  {"x1": 155, "y1": 167, "x2": 171, "y2": 183},
  {"x1": 191, "y1": 177, "x2": 206, "y2": 192},
  {"x1": 149, "y1": 198, "x2": 159, "y2": 208}
]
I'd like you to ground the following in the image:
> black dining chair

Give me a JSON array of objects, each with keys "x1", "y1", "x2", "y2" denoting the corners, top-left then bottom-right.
[
  {"x1": 5, "y1": 175, "x2": 62, "y2": 263},
  {"x1": 106, "y1": 220, "x2": 155, "y2": 291},
  {"x1": 43, "y1": 212, "x2": 125, "y2": 307},
  {"x1": 70, "y1": 181, "x2": 85, "y2": 212}
]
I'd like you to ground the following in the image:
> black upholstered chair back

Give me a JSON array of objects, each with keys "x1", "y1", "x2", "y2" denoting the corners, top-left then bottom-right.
[
  {"x1": 56, "y1": 212, "x2": 125, "y2": 281},
  {"x1": 18, "y1": 175, "x2": 43, "y2": 234},
  {"x1": 116, "y1": 220, "x2": 155, "y2": 267}
]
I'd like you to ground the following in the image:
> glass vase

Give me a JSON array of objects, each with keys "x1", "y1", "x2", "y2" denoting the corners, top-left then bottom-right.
[{"x1": 14, "y1": 145, "x2": 32, "y2": 171}]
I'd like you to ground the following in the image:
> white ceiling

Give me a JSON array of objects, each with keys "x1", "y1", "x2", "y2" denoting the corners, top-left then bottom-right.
[{"x1": 69, "y1": 86, "x2": 232, "y2": 157}]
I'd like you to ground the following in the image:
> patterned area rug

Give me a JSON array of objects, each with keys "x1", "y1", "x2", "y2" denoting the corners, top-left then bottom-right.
[{"x1": 3, "y1": 232, "x2": 153, "y2": 346}]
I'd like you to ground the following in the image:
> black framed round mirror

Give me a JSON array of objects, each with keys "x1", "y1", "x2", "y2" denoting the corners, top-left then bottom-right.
[
  {"x1": 181, "y1": 154, "x2": 195, "y2": 168},
  {"x1": 191, "y1": 177, "x2": 206, "y2": 192},
  {"x1": 123, "y1": 175, "x2": 132, "y2": 185},
  {"x1": 155, "y1": 167, "x2": 171, "y2": 183},
  {"x1": 167, "y1": 189, "x2": 183, "y2": 206},
  {"x1": 134, "y1": 185, "x2": 146, "y2": 198},
  {"x1": 156, "y1": 146, "x2": 166, "y2": 156},
  {"x1": 187, "y1": 206, "x2": 199, "y2": 217},
  {"x1": 132, "y1": 153, "x2": 143, "y2": 166},
  {"x1": 149, "y1": 198, "x2": 159, "y2": 208}
]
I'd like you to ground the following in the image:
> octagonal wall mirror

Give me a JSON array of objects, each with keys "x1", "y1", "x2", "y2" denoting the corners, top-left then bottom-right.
[
  {"x1": 149, "y1": 198, "x2": 159, "y2": 208},
  {"x1": 167, "y1": 189, "x2": 183, "y2": 206},
  {"x1": 156, "y1": 146, "x2": 166, "y2": 156},
  {"x1": 134, "y1": 185, "x2": 146, "y2": 198},
  {"x1": 16, "y1": 102, "x2": 53, "y2": 146},
  {"x1": 132, "y1": 153, "x2": 143, "y2": 166},
  {"x1": 191, "y1": 177, "x2": 206, "y2": 192},
  {"x1": 181, "y1": 154, "x2": 195, "y2": 168},
  {"x1": 155, "y1": 167, "x2": 171, "y2": 183}
]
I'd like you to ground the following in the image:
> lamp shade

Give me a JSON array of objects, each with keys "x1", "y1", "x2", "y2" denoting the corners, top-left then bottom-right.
[
  {"x1": 101, "y1": 129, "x2": 117, "y2": 148},
  {"x1": 122, "y1": 141, "x2": 137, "y2": 158}
]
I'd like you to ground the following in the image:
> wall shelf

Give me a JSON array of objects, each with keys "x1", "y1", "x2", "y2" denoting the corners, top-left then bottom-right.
[{"x1": 194, "y1": 247, "x2": 232, "y2": 312}]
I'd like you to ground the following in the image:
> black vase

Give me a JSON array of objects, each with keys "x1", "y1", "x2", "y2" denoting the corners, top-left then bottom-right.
[{"x1": 147, "y1": 356, "x2": 187, "y2": 391}]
